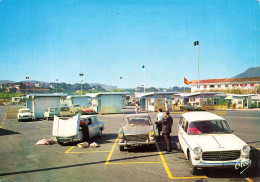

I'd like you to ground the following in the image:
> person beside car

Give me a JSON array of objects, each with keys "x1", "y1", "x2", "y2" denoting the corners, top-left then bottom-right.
[
  {"x1": 155, "y1": 108, "x2": 164, "y2": 139},
  {"x1": 162, "y1": 111, "x2": 173, "y2": 152},
  {"x1": 80, "y1": 119, "x2": 90, "y2": 142}
]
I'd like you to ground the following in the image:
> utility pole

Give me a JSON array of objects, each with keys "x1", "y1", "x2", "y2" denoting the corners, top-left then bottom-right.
[
  {"x1": 79, "y1": 73, "x2": 83, "y2": 95},
  {"x1": 142, "y1": 65, "x2": 145, "y2": 93}
]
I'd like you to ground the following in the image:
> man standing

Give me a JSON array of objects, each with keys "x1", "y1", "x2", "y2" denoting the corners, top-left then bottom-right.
[
  {"x1": 162, "y1": 111, "x2": 173, "y2": 152},
  {"x1": 155, "y1": 108, "x2": 164, "y2": 139}
]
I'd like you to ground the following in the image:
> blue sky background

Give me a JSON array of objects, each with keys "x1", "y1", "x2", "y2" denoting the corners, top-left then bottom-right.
[{"x1": 0, "y1": 0, "x2": 259, "y2": 88}]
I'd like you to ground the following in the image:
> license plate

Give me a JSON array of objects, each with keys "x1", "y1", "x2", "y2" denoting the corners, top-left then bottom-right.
[
  {"x1": 214, "y1": 166, "x2": 232, "y2": 169},
  {"x1": 59, "y1": 139, "x2": 71, "y2": 142}
]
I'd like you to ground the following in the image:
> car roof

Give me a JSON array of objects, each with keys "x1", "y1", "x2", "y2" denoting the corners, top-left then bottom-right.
[
  {"x1": 80, "y1": 115, "x2": 95, "y2": 119},
  {"x1": 19, "y1": 108, "x2": 30, "y2": 110},
  {"x1": 182, "y1": 111, "x2": 224, "y2": 122},
  {"x1": 125, "y1": 114, "x2": 150, "y2": 118}
]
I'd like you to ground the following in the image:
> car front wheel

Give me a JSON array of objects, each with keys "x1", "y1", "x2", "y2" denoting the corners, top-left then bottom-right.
[
  {"x1": 189, "y1": 153, "x2": 198, "y2": 175},
  {"x1": 98, "y1": 129, "x2": 102, "y2": 137}
]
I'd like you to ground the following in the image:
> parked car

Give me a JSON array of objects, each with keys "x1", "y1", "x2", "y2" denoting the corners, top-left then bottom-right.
[
  {"x1": 117, "y1": 114, "x2": 156, "y2": 151},
  {"x1": 70, "y1": 104, "x2": 82, "y2": 114},
  {"x1": 180, "y1": 103, "x2": 203, "y2": 111},
  {"x1": 60, "y1": 104, "x2": 70, "y2": 111},
  {"x1": 44, "y1": 107, "x2": 60, "y2": 121},
  {"x1": 79, "y1": 106, "x2": 96, "y2": 115},
  {"x1": 17, "y1": 108, "x2": 33, "y2": 122},
  {"x1": 178, "y1": 111, "x2": 251, "y2": 175},
  {"x1": 53, "y1": 114, "x2": 104, "y2": 145}
]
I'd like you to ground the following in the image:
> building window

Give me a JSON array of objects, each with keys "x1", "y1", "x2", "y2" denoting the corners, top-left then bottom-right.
[
  {"x1": 245, "y1": 84, "x2": 247, "y2": 86},
  {"x1": 218, "y1": 85, "x2": 221, "y2": 88},
  {"x1": 225, "y1": 84, "x2": 228, "y2": 87},
  {"x1": 232, "y1": 84, "x2": 234, "y2": 87},
  {"x1": 210, "y1": 85, "x2": 214, "y2": 88},
  {"x1": 250, "y1": 83, "x2": 254, "y2": 86},
  {"x1": 204, "y1": 85, "x2": 207, "y2": 88}
]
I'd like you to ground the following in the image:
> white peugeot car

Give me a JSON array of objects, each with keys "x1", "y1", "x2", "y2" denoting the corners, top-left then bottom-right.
[
  {"x1": 178, "y1": 111, "x2": 251, "y2": 175},
  {"x1": 17, "y1": 108, "x2": 33, "y2": 122}
]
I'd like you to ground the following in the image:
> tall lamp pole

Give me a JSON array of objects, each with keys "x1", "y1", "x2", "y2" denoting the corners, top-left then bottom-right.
[
  {"x1": 56, "y1": 79, "x2": 58, "y2": 93},
  {"x1": 142, "y1": 65, "x2": 145, "y2": 93},
  {"x1": 25, "y1": 76, "x2": 29, "y2": 107},
  {"x1": 79, "y1": 73, "x2": 83, "y2": 95},
  {"x1": 194, "y1": 41, "x2": 200, "y2": 93}
]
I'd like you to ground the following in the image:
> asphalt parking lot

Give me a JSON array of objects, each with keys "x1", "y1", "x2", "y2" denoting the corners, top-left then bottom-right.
[{"x1": 0, "y1": 105, "x2": 259, "y2": 182}]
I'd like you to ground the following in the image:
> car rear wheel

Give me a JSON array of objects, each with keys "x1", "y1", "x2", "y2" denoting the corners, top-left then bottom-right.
[
  {"x1": 119, "y1": 146, "x2": 125, "y2": 151},
  {"x1": 189, "y1": 153, "x2": 198, "y2": 175}
]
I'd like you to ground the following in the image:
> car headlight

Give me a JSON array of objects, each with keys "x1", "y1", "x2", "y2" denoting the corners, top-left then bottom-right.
[
  {"x1": 194, "y1": 147, "x2": 202, "y2": 155},
  {"x1": 242, "y1": 145, "x2": 250, "y2": 153},
  {"x1": 118, "y1": 131, "x2": 124, "y2": 138},
  {"x1": 149, "y1": 130, "x2": 155, "y2": 136}
]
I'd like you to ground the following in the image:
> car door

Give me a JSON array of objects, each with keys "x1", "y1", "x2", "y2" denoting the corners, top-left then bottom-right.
[
  {"x1": 178, "y1": 118, "x2": 189, "y2": 157},
  {"x1": 90, "y1": 116, "x2": 99, "y2": 136},
  {"x1": 87, "y1": 117, "x2": 95, "y2": 138}
]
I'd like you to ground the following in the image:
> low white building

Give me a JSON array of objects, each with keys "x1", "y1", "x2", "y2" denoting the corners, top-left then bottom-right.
[
  {"x1": 86, "y1": 92, "x2": 129, "y2": 114},
  {"x1": 26, "y1": 93, "x2": 67, "y2": 119},
  {"x1": 190, "y1": 77, "x2": 260, "y2": 93}
]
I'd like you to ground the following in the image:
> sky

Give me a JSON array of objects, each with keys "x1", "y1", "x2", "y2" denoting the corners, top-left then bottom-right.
[{"x1": 0, "y1": 0, "x2": 259, "y2": 89}]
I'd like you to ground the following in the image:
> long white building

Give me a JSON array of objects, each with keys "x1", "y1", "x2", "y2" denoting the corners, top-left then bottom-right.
[{"x1": 190, "y1": 77, "x2": 260, "y2": 93}]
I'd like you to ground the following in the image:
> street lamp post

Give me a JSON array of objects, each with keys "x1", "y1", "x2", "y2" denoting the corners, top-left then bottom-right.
[
  {"x1": 194, "y1": 41, "x2": 200, "y2": 93},
  {"x1": 25, "y1": 76, "x2": 29, "y2": 107},
  {"x1": 56, "y1": 79, "x2": 58, "y2": 93},
  {"x1": 142, "y1": 65, "x2": 145, "y2": 93},
  {"x1": 194, "y1": 41, "x2": 200, "y2": 105},
  {"x1": 79, "y1": 73, "x2": 83, "y2": 95}
]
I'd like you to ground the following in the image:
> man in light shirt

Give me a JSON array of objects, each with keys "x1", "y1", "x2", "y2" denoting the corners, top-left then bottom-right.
[{"x1": 155, "y1": 108, "x2": 164, "y2": 139}]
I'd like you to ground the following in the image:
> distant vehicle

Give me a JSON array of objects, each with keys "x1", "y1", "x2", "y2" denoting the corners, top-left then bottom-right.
[
  {"x1": 117, "y1": 114, "x2": 156, "y2": 151},
  {"x1": 53, "y1": 114, "x2": 104, "y2": 145},
  {"x1": 60, "y1": 104, "x2": 70, "y2": 111},
  {"x1": 17, "y1": 108, "x2": 33, "y2": 122},
  {"x1": 70, "y1": 104, "x2": 82, "y2": 114},
  {"x1": 79, "y1": 106, "x2": 96, "y2": 115},
  {"x1": 178, "y1": 111, "x2": 251, "y2": 175},
  {"x1": 44, "y1": 107, "x2": 60, "y2": 121},
  {"x1": 180, "y1": 103, "x2": 203, "y2": 111}
]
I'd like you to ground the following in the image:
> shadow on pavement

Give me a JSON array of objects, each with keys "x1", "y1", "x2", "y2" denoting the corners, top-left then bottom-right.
[{"x1": 0, "y1": 128, "x2": 20, "y2": 136}]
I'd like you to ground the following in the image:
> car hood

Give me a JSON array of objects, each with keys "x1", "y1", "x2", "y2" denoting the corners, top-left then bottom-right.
[
  {"x1": 190, "y1": 134, "x2": 246, "y2": 152},
  {"x1": 123, "y1": 125, "x2": 150, "y2": 135}
]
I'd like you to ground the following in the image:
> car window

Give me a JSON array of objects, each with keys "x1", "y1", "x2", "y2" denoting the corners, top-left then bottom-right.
[
  {"x1": 87, "y1": 118, "x2": 92, "y2": 125},
  {"x1": 188, "y1": 120, "x2": 231, "y2": 135},
  {"x1": 125, "y1": 117, "x2": 150, "y2": 125},
  {"x1": 179, "y1": 117, "x2": 183, "y2": 126},
  {"x1": 91, "y1": 117, "x2": 97, "y2": 124}
]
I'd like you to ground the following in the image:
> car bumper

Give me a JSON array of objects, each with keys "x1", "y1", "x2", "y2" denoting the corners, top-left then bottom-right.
[
  {"x1": 18, "y1": 117, "x2": 32, "y2": 120},
  {"x1": 117, "y1": 139, "x2": 156, "y2": 146},
  {"x1": 193, "y1": 159, "x2": 252, "y2": 168}
]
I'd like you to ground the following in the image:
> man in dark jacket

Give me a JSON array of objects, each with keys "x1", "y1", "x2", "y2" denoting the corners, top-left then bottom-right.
[{"x1": 162, "y1": 111, "x2": 173, "y2": 152}]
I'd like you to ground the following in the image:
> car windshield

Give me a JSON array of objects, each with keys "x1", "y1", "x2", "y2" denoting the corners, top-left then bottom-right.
[
  {"x1": 50, "y1": 108, "x2": 57, "y2": 112},
  {"x1": 20, "y1": 110, "x2": 30, "y2": 113},
  {"x1": 188, "y1": 120, "x2": 231, "y2": 135},
  {"x1": 125, "y1": 117, "x2": 150, "y2": 125}
]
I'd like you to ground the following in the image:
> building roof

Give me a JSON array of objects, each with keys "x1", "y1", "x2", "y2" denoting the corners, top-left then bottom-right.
[
  {"x1": 134, "y1": 92, "x2": 178, "y2": 99},
  {"x1": 86, "y1": 92, "x2": 129, "y2": 98},
  {"x1": 27, "y1": 93, "x2": 68, "y2": 98},
  {"x1": 190, "y1": 76, "x2": 260, "y2": 85}
]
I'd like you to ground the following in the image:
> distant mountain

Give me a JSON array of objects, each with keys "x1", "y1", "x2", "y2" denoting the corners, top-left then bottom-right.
[
  {"x1": 89, "y1": 83, "x2": 116, "y2": 90},
  {"x1": 0, "y1": 80, "x2": 14, "y2": 84},
  {"x1": 234, "y1": 66, "x2": 260, "y2": 78}
]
